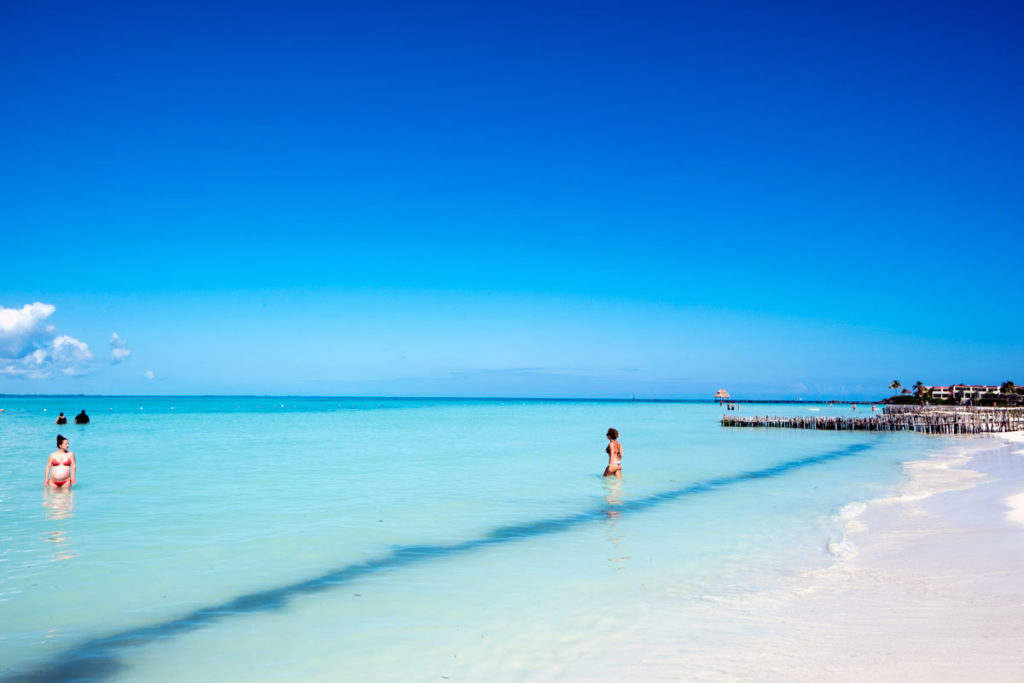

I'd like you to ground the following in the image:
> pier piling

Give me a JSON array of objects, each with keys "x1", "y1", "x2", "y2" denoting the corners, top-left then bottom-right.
[{"x1": 721, "y1": 406, "x2": 1024, "y2": 434}]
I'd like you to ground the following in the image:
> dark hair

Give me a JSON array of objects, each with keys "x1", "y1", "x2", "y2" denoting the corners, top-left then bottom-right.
[
  {"x1": 606, "y1": 428, "x2": 619, "y2": 439},
  {"x1": 57, "y1": 434, "x2": 67, "y2": 446}
]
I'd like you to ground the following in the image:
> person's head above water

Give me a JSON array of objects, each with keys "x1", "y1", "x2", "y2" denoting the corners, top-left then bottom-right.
[
  {"x1": 57, "y1": 434, "x2": 68, "y2": 448},
  {"x1": 606, "y1": 428, "x2": 619, "y2": 439}
]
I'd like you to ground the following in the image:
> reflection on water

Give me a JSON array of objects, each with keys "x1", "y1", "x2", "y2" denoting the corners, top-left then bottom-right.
[
  {"x1": 43, "y1": 488, "x2": 75, "y2": 520},
  {"x1": 603, "y1": 479, "x2": 623, "y2": 520},
  {"x1": 42, "y1": 488, "x2": 76, "y2": 561},
  {"x1": 602, "y1": 480, "x2": 630, "y2": 569}
]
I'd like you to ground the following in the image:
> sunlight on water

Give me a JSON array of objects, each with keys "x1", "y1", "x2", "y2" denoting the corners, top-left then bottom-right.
[{"x1": 0, "y1": 398, "x2": 928, "y2": 680}]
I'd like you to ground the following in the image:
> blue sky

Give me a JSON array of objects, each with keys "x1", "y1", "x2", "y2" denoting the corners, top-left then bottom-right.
[{"x1": 1, "y1": 0, "x2": 1021, "y2": 398}]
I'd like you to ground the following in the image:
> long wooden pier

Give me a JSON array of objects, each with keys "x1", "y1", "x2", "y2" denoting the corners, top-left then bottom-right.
[{"x1": 721, "y1": 406, "x2": 1024, "y2": 434}]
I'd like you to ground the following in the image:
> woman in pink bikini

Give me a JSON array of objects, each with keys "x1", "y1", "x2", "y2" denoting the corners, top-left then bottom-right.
[{"x1": 44, "y1": 435, "x2": 76, "y2": 488}]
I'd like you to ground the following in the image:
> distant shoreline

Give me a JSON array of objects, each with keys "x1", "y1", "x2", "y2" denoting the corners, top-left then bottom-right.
[{"x1": 0, "y1": 394, "x2": 877, "y2": 404}]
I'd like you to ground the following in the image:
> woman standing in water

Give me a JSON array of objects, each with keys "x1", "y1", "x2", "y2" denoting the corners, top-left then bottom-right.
[
  {"x1": 44, "y1": 435, "x2": 76, "y2": 488},
  {"x1": 603, "y1": 428, "x2": 622, "y2": 478}
]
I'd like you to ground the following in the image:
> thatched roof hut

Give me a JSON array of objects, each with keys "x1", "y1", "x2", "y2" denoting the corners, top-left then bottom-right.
[{"x1": 714, "y1": 389, "x2": 730, "y2": 403}]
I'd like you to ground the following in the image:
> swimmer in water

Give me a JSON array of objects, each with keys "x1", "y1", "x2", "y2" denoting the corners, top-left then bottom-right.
[
  {"x1": 55, "y1": 412, "x2": 67, "y2": 425},
  {"x1": 603, "y1": 428, "x2": 622, "y2": 479},
  {"x1": 44, "y1": 435, "x2": 76, "y2": 488}
]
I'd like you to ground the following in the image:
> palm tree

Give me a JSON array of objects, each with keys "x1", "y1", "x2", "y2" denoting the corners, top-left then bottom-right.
[
  {"x1": 1000, "y1": 380, "x2": 1016, "y2": 395},
  {"x1": 912, "y1": 381, "x2": 926, "y2": 397},
  {"x1": 889, "y1": 380, "x2": 902, "y2": 395}
]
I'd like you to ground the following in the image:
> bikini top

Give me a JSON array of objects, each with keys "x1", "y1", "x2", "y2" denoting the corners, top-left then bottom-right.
[{"x1": 52, "y1": 457, "x2": 72, "y2": 466}]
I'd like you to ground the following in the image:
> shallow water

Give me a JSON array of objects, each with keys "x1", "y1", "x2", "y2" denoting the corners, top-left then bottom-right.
[{"x1": 0, "y1": 398, "x2": 928, "y2": 680}]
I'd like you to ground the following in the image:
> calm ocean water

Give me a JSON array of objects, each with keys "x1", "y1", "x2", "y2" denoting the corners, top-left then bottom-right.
[{"x1": 1, "y1": 397, "x2": 934, "y2": 680}]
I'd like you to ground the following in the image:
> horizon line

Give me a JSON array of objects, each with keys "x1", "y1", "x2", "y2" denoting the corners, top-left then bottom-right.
[{"x1": 0, "y1": 393, "x2": 880, "y2": 404}]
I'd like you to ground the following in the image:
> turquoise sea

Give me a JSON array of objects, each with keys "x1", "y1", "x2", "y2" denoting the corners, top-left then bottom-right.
[{"x1": 0, "y1": 397, "x2": 937, "y2": 680}]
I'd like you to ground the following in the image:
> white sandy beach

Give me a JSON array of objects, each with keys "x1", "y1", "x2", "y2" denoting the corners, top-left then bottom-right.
[
  {"x1": 570, "y1": 432, "x2": 1024, "y2": 681},
  {"x1": 748, "y1": 431, "x2": 1024, "y2": 682}
]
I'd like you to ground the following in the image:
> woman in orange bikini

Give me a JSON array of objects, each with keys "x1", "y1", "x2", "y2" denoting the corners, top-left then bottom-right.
[
  {"x1": 44, "y1": 435, "x2": 76, "y2": 488},
  {"x1": 603, "y1": 428, "x2": 622, "y2": 478}
]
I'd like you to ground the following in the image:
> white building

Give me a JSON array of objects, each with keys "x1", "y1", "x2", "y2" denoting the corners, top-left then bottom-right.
[{"x1": 928, "y1": 385, "x2": 1002, "y2": 401}]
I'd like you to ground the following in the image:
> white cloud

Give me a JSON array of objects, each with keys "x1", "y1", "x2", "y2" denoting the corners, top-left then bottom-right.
[
  {"x1": 144, "y1": 370, "x2": 155, "y2": 380},
  {"x1": 109, "y1": 332, "x2": 132, "y2": 363},
  {"x1": 0, "y1": 349, "x2": 49, "y2": 379},
  {"x1": 1, "y1": 336, "x2": 94, "y2": 378},
  {"x1": 0, "y1": 303, "x2": 94, "y2": 379},
  {"x1": 0, "y1": 302, "x2": 56, "y2": 356},
  {"x1": 52, "y1": 335, "x2": 94, "y2": 375}
]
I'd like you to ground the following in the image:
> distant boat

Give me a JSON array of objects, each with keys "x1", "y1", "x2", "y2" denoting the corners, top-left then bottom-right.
[{"x1": 809, "y1": 408, "x2": 820, "y2": 412}]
